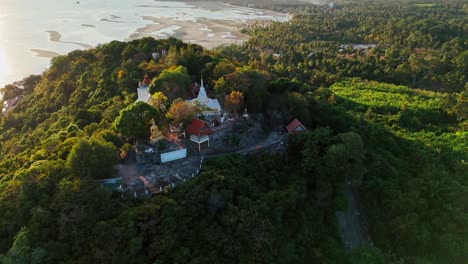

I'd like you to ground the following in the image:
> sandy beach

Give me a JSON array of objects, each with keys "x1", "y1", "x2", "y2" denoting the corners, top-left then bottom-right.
[
  {"x1": 129, "y1": 16, "x2": 258, "y2": 49},
  {"x1": 46, "y1": 2, "x2": 287, "y2": 52},
  {"x1": 125, "y1": 1, "x2": 288, "y2": 49}
]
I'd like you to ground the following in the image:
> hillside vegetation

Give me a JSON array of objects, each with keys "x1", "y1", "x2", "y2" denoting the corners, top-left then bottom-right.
[
  {"x1": 329, "y1": 80, "x2": 467, "y2": 263},
  {"x1": 0, "y1": 0, "x2": 466, "y2": 263}
]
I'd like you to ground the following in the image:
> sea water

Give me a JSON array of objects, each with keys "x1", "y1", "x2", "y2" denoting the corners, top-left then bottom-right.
[{"x1": 0, "y1": 0, "x2": 289, "y2": 87}]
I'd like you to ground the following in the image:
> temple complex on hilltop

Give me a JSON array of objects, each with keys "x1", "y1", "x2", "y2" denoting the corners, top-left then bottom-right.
[{"x1": 133, "y1": 74, "x2": 230, "y2": 152}]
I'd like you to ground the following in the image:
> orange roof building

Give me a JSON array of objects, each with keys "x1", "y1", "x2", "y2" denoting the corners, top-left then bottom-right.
[
  {"x1": 186, "y1": 118, "x2": 212, "y2": 151},
  {"x1": 186, "y1": 118, "x2": 212, "y2": 136},
  {"x1": 287, "y1": 118, "x2": 307, "y2": 134}
]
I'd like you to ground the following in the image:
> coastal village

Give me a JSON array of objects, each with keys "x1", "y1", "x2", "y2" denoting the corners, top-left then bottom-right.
[{"x1": 108, "y1": 70, "x2": 307, "y2": 197}]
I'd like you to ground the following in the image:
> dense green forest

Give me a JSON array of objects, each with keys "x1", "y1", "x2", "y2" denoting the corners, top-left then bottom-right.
[
  {"x1": 242, "y1": 1, "x2": 467, "y2": 92},
  {"x1": 0, "y1": 0, "x2": 466, "y2": 263},
  {"x1": 329, "y1": 80, "x2": 467, "y2": 263}
]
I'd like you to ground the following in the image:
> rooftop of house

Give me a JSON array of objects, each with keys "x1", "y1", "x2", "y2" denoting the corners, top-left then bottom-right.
[{"x1": 287, "y1": 118, "x2": 307, "y2": 134}]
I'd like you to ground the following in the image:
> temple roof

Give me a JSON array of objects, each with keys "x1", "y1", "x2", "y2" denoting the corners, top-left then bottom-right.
[
  {"x1": 186, "y1": 118, "x2": 212, "y2": 136},
  {"x1": 197, "y1": 80, "x2": 210, "y2": 104}
]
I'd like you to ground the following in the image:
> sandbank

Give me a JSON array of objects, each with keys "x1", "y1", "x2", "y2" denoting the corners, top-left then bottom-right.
[
  {"x1": 45, "y1": 31, "x2": 94, "y2": 49},
  {"x1": 100, "y1": 18, "x2": 125, "y2": 23},
  {"x1": 125, "y1": 0, "x2": 289, "y2": 49},
  {"x1": 129, "y1": 16, "x2": 258, "y2": 49},
  {"x1": 36, "y1": 1, "x2": 288, "y2": 60},
  {"x1": 30, "y1": 49, "x2": 60, "y2": 58}
]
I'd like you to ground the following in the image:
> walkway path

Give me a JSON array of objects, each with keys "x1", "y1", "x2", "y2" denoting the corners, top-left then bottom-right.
[
  {"x1": 336, "y1": 177, "x2": 368, "y2": 251},
  {"x1": 204, "y1": 132, "x2": 287, "y2": 158}
]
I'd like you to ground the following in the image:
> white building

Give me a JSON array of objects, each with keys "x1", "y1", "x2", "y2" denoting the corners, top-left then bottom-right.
[
  {"x1": 136, "y1": 74, "x2": 151, "y2": 103},
  {"x1": 2, "y1": 95, "x2": 24, "y2": 114},
  {"x1": 136, "y1": 86, "x2": 151, "y2": 103}
]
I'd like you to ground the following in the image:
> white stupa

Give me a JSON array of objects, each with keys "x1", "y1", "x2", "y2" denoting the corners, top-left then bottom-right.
[
  {"x1": 136, "y1": 74, "x2": 151, "y2": 103},
  {"x1": 187, "y1": 78, "x2": 222, "y2": 116}
]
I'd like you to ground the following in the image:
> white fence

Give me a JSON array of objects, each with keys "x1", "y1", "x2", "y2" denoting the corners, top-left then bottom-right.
[{"x1": 160, "y1": 148, "x2": 187, "y2": 163}]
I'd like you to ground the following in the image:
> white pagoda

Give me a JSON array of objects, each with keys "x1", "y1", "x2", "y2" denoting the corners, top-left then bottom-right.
[{"x1": 187, "y1": 78, "x2": 221, "y2": 116}]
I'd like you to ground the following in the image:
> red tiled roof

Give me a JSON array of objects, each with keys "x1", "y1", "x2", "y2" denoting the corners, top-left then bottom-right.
[
  {"x1": 186, "y1": 118, "x2": 212, "y2": 136},
  {"x1": 287, "y1": 118, "x2": 307, "y2": 134}
]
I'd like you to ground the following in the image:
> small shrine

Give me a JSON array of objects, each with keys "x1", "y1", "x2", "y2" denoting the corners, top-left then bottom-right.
[
  {"x1": 170, "y1": 122, "x2": 183, "y2": 133},
  {"x1": 286, "y1": 118, "x2": 308, "y2": 134},
  {"x1": 243, "y1": 108, "x2": 249, "y2": 120},
  {"x1": 169, "y1": 122, "x2": 184, "y2": 140},
  {"x1": 149, "y1": 118, "x2": 164, "y2": 144}
]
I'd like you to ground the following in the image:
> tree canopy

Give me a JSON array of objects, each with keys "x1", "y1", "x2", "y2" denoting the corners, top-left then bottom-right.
[
  {"x1": 113, "y1": 102, "x2": 159, "y2": 139},
  {"x1": 67, "y1": 138, "x2": 117, "y2": 179},
  {"x1": 148, "y1": 65, "x2": 191, "y2": 101},
  {"x1": 166, "y1": 98, "x2": 199, "y2": 125}
]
